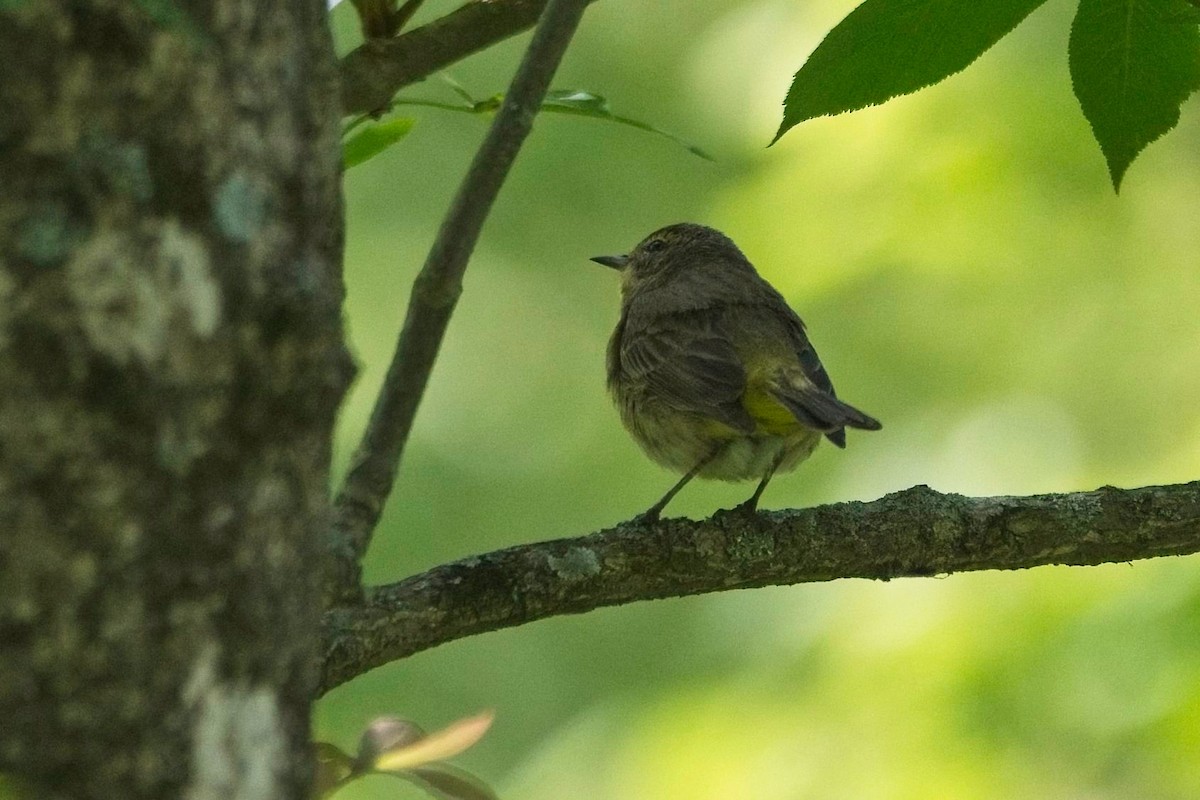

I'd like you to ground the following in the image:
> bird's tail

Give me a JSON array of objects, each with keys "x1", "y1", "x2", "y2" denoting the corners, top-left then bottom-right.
[{"x1": 771, "y1": 383, "x2": 881, "y2": 449}]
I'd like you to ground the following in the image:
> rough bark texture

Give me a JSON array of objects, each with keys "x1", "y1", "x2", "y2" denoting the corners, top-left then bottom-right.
[
  {"x1": 321, "y1": 481, "x2": 1200, "y2": 692},
  {"x1": 0, "y1": 1, "x2": 350, "y2": 798}
]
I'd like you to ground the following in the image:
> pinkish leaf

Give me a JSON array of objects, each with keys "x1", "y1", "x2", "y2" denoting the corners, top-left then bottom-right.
[{"x1": 373, "y1": 711, "x2": 494, "y2": 772}]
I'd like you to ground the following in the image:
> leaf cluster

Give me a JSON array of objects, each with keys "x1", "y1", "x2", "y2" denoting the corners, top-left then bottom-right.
[
  {"x1": 339, "y1": 0, "x2": 1199, "y2": 188},
  {"x1": 775, "y1": 0, "x2": 1200, "y2": 190},
  {"x1": 314, "y1": 712, "x2": 498, "y2": 800}
]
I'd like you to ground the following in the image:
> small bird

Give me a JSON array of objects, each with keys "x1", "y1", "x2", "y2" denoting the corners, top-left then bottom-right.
[{"x1": 591, "y1": 223, "x2": 881, "y2": 521}]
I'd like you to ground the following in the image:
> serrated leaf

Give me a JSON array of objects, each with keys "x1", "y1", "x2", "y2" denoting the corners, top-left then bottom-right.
[
  {"x1": 342, "y1": 117, "x2": 415, "y2": 169},
  {"x1": 372, "y1": 711, "x2": 494, "y2": 772},
  {"x1": 539, "y1": 90, "x2": 713, "y2": 160},
  {"x1": 775, "y1": 0, "x2": 1050, "y2": 142},
  {"x1": 1069, "y1": 0, "x2": 1200, "y2": 190},
  {"x1": 312, "y1": 742, "x2": 357, "y2": 799},
  {"x1": 405, "y1": 764, "x2": 501, "y2": 800}
]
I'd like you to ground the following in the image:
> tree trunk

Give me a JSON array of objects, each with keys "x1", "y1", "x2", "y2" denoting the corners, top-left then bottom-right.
[{"x1": 0, "y1": 1, "x2": 348, "y2": 798}]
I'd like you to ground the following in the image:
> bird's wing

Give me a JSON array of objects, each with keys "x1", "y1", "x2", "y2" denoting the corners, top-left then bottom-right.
[
  {"x1": 619, "y1": 311, "x2": 755, "y2": 434},
  {"x1": 760, "y1": 298, "x2": 832, "y2": 394},
  {"x1": 775, "y1": 304, "x2": 881, "y2": 447}
]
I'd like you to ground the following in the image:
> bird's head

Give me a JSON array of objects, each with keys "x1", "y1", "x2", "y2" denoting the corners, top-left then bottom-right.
[{"x1": 590, "y1": 223, "x2": 748, "y2": 298}]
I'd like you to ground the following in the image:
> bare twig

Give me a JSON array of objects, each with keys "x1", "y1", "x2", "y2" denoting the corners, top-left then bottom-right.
[
  {"x1": 320, "y1": 481, "x2": 1200, "y2": 692},
  {"x1": 391, "y1": 0, "x2": 428, "y2": 34},
  {"x1": 350, "y1": 0, "x2": 427, "y2": 40},
  {"x1": 340, "y1": 0, "x2": 597, "y2": 115},
  {"x1": 327, "y1": 0, "x2": 592, "y2": 603}
]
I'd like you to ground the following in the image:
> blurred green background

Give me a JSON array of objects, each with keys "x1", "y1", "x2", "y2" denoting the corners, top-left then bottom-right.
[{"x1": 320, "y1": 1, "x2": 1200, "y2": 798}]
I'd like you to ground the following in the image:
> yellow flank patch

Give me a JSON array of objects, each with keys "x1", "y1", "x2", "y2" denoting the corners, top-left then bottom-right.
[
  {"x1": 742, "y1": 386, "x2": 799, "y2": 436},
  {"x1": 700, "y1": 417, "x2": 744, "y2": 438}
]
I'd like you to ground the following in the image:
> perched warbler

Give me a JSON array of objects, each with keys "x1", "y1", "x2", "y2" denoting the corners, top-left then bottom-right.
[{"x1": 591, "y1": 223, "x2": 881, "y2": 521}]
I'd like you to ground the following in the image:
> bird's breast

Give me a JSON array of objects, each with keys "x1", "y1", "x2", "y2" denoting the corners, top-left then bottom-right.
[{"x1": 612, "y1": 385, "x2": 821, "y2": 482}]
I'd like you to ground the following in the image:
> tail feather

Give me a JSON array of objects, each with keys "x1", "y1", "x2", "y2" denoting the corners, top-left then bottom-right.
[{"x1": 771, "y1": 385, "x2": 881, "y2": 448}]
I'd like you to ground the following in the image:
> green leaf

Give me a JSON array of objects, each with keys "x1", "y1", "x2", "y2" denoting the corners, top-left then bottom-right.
[
  {"x1": 775, "y1": 0, "x2": 1050, "y2": 142},
  {"x1": 541, "y1": 89, "x2": 612, "y2": 115},
  {"x1": 342, "y1": 117, "x2": 416, "y2": 169},
  {"x1": 355, "y1": 87, "x2": 710, "y2": 160},
  {"x1": 1069, "y1": 0, "x2": 1200, "y2": 191},
  {"x1": 438, "y1": 73, "x2": 479, "y2": 106},
  {"x1": 371, "y1": 711, "x2": 494, "y2": 772},
  {"x1": 538, "y1": 90, "x2": 712, "y2": 160},
  {"x1": 355, "y1": 716, "x2": 427, "y2": 770},
  {"x1": 404, "y1": 764, "x2": 501, "y2": 800},
  {"x1": 312, "y1": 742, "x2": 358, "y2": 799}
]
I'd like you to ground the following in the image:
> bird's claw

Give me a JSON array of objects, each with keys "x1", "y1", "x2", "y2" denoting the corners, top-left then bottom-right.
[
  {"x1": 630, "y1": 509, "x2": 662, "y2": 526},
  {"x1": 715, "y1": 500, "x2": 761, "y2": 518}
]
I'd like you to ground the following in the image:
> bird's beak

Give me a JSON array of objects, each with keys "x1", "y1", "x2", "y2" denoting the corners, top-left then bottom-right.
[{"x1": 590, "y1": 254, "x2": 629, "y2": 270}]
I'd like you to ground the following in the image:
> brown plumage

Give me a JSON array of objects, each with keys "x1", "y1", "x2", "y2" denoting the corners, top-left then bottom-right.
[{"x1": 592, "y1": 223, "x2": 880, "y2": 521}]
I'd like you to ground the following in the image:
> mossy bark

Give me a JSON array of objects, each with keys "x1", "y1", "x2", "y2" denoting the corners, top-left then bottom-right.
[
  {"x1": 321, "y1": 482, "x2": 1200, "y2": 693},
  {"x1": 0, "y1": 1, "x2": 350, "y2": 797}
]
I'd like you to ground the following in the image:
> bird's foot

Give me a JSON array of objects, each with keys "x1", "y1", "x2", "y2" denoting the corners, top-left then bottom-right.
[
  {"x1": 630, "y1": 509, "x2": 662, "y2": 526},
  {"x1": 717, "y1": 499, "x2": 762, "y2": 518}
]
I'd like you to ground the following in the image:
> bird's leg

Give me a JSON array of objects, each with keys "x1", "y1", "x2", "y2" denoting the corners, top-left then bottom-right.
[
  {"x1": 734, "y1": 448, "x2": 788, "y2": 515},
  {"x1": 636, "y1": 445, "x2": 724, "y2": 524}
]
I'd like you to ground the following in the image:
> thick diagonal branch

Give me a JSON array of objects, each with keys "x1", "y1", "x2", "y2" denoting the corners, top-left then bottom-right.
[
  {"x1": 327, "y1": 0, "x2": 592, "y2": 604},
  {"x1": 320, "y1": 481, "x2": 1200, "y2": 692},
  {"x1": 340, "y1": 0, "x2": 597, "y2": 115}
]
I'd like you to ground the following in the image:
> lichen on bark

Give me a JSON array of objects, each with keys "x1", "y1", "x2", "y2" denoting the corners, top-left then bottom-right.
[{"x1": 0, "y1": 1, "x2": 350, "y2": 797}]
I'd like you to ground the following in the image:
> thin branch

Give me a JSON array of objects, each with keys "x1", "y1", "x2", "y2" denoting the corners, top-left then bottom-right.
[
  {"x1": 326, "y1": 0, "x2": 592, "y2": 603},
  {"x1": 340, "y1": 0, "x2": 597, "y2": 115},
  {"x1": 320, "y1": 481, "x2": 1200, "y2": 692},
  {"x1": 391, "y1": 0, "x2": 428, "y2": 34}
]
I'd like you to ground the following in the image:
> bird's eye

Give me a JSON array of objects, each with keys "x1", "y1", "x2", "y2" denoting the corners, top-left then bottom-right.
[{"x1": 643, "y1": 239, "x2": 666, "y2": 253}]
